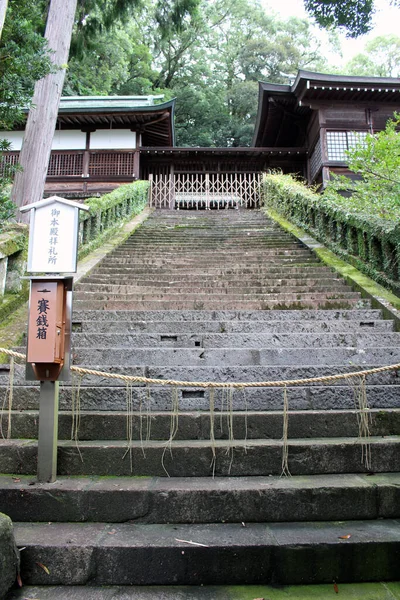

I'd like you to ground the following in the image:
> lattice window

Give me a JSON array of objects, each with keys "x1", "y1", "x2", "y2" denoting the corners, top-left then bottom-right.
[
  {"x1": 326, "y1": 131, "x2": 367, "y2": 162},
  {"x1": 0, "y1": 152, "x2": 20, "y2": 177},
  {"x1": 48, "y1": 152, "x2": 83, "y2": 176},
  {"x1": 89, "y1": 152, "x2": 135, "y2": 176},
  {"x1": 309, "y1": 138, "x2": 322, "y2": 181}
]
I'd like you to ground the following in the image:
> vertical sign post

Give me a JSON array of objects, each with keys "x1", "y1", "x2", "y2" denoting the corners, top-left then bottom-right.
[{"x1": 20, "y1": 196, "x2": 89, "y2": 482}]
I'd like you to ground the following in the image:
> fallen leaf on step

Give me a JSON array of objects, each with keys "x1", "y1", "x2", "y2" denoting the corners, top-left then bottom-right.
[
  {"x1": 241, "y1": 522, "x2": 246, "y2": 527},
  {"x1": 338, "y1": 534, "x2": 351, "y2": 539},
  {"x1": 12, "y1": 477, "x2": 21, "y2": 482},
  {"x1": 36, "y1": 562, "x2": 50, "y2": 575},
  {"x1": 108, "y1": 529, "x2": 117, "y2": 535},
  {"x1": 175, "y1": 538, "x2": 209, "y2": 547},
  {"x1": 333, "y1": 582, "x2": 339, "y2": 593}
]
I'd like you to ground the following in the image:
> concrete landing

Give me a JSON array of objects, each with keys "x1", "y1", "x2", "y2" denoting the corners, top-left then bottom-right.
[{"x1": 6, "y1": 582, "x2": 400, "y2": 599}]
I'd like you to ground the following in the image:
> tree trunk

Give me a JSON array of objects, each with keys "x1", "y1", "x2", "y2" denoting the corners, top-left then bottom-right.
[
  {"x1": 12, "y1": 0, "x2": 77, "y2": 222},
  {"x1": 0, "y1": 0, "x2": 8, "y2": 40}
]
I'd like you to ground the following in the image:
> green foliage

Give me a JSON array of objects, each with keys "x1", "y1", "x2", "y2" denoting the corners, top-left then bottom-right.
[
  {"x1": 0, "y1": 141, "x2": 17, "y2": 231},
  {"x1": 323, "y1": 114, "x2": 400, "y2": 221},
  {"x1": 84, "y1": 180, "x2": 150, "y2": 215},
  {"x1": 262, "y1": 172, "x2": 400, "y2": 294},
  {"x1": 0, "y1": 0, "x2": 52, "y2": 128},
  {"x1": 65, "y1": 0, "x2": 331, "y2": 146},
  {"x1": 304, "y1": 0, "x2": 375, "y2": 37},
  {"x1": 344, "y1": 35, "x2": 400, "y2": 77},
  {"x1": 0, "y1": 0, "x2": 52, "y2": 229},
  {"x1": 79, "y1": 180, "x2": 150, "y2": 257},
  {"x1": 0, "y1": 188, "x2": 15, "y2": 230}
]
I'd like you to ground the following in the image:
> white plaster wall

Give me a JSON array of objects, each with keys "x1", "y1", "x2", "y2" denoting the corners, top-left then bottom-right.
[
  {"x1": 90, "y1": 130, "x2": 136, "y2": 150},
  {"x1": 0, "y1": 131, "x2": 24, "y2": 150},
  {"x1": 52, "y1": 130, "x2": 86, "y2": 150}
]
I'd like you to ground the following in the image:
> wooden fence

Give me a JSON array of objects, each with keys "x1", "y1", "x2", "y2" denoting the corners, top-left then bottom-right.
[{"x1": 149, "y1": 173, "x2": 262, "y2": 209}]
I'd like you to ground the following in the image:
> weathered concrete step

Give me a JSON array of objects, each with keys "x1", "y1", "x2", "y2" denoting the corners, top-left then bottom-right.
[
  {"x1": 5, "y1": 409, "x2": 400, "y2": 440},
  {"x1": 1, "y1": 436, "x2": 399, "y2": 476},
  {"x1": 72, "y1": 309, "x2": 385, "y2": 322},
  {"x1": 2, "y1": 473, "x2": 399, "y2": 523},
  {"x1": 75, "y1": 318, "x2": 394, "y2": 333},
  {"x1": 82, "y1": 275, "x2": 344, "y2": 287},
  {"x1": 81, "y1": 273, "x2": 343, "y2": 289},
  {"x1": 92, "y1": 266, "x2": 331, "y2": 276},
  {"x1": 73, "y1": 299, "x2": 364, "y2": 311},
  {"x1": 68, "y1": 345, "x2": 396, "y2": 366},
  {"x1": 69, "y1": 332, "x2": 400, "y2": 349},
  {"x1": 111, "y1": 246, "x2": 306, "y2": 255},
  {"x1": 8, "y1": 584, "x2": 400, "y2": 599},
  {"x1": 3, "y1": 363, "x2": 396, "y2": 387},
  {"x1": 101, "y1": 256, "x2": 318, "y2": 267},
  {"x1": 12, "y1": 519, "x2": 400, "y2": 585},
  {"x1": 73, "y1": 291, "x2": 362, "y2": 303},
  {"x1": 75, "y1": 284, "x2": 352, "y2": 296},
  {"x1": 5, "y1": 384, "x2": 400, "y2": 411},
  {"x1": 117, "y1": 238, "x2": 303, "y2": 245}
]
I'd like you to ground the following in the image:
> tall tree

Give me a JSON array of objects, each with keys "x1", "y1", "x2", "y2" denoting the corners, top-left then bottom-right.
[
  {"x1": 0, "y1": 0, "x2": 52, "y2": 225},
  {"x1": 304, "y1": 0, "x2": 400, "y2": 37},
  {"x1": 11, "y1": 0, "x2": 78, "y2": 218},
  {"x1": 0, "y1": 0, "x2": 8, "y2": 39},
  {"x1": 344, "y1": 35, "x2": 400, "y2": 77}
]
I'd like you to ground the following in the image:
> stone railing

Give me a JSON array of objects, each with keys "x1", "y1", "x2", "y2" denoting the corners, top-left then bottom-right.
[
  {"x1": 262, "y1": 173, "x2": 400, "y2": 296},
  {"x1": 0, "y1": 224, "x2": 29, "y2": 321}
]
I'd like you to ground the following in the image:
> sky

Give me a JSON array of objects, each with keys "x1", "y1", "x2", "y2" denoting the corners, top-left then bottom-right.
[{"x1": 263, "y1": 0, "x2": 399, "y2": 64}]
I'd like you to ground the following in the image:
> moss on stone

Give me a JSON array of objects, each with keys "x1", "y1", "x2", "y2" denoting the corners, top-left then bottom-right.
[{"x1": 265, "y1": 208, "x2": 400, "y2": 323}]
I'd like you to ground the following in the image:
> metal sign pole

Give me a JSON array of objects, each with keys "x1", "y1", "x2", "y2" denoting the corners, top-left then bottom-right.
[{"x1": 37, "y1": 381, "x2": 59, "y2": 482}]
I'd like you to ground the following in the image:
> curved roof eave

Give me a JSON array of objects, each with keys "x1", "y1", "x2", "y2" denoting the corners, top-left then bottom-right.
[{"x1": 56, "y1": 98, "x2": 176, "y2": 116}]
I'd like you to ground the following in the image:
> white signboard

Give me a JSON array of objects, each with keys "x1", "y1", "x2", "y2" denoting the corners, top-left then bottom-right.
[{"x1": 21, "y1": 197, "x2": 89, "y2": 274}]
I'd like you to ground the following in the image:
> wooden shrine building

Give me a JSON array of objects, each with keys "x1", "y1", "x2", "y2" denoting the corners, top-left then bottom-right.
[
  {"x1": 0, "y1": 95, "x2": 175, "y2": 197},
  {"x1": 253, "y1": 70, "x2": 400, "y2": 187},
  {"x1": 1, "y1": 71, "x2": 400, "y2": 200}
]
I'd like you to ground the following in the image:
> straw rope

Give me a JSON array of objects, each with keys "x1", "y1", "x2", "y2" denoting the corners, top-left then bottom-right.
[
  {"x1": 1, "y1": 347, "x2": 399, "y2": 388},
  {"x1": 1, "y1": 346, "x2": 395, "y2": 474}
]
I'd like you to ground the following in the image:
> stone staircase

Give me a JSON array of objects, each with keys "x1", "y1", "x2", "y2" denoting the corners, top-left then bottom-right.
[{"x1": 1, "y1": 209, "x2": 400, "y2": 588}]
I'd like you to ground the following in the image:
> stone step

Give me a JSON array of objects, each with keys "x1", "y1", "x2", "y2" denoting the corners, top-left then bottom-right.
[
  {"x1": 8, "y1": 584, "x2": 400, "y2": 599},
  {"x1": 4, "y1": 384, "x2": 400, "y2": 411},
  {"x1": 3, "y1": 363, "x2": 396, "y2": 386},
  {"x1": 121, "y1": 250, "x2": 308, "y2": 257},
  {"x1": 75, "y1": 284, "x2": 352, "y2": 295},
  {"x1": 68, "y1": 332, "x2": 400, "y2": 349},
  {"x1": 100, "y1": 257, "x2": 319, "y2": 267},
  {"x1": 82, "y1": 275, "x2": 344, "y2": 286},
  {"x1": 1, "y1": 436, "x2": 399, "y2": 477},
  {"x1": 11, "y1": 519, "x2": 400, "y2": 585},
  {"x1": 72, "y1": 309, "x2": 385, "y2": 322},
  {"x1": 73, "y1": 291, "x2": 362, "y2": 303},
  {"x1": 1, "y1": 473, "x2": 399, "y2": 523},
  {"x1": 73, "y1": 298, "x2": 364, "y2": 311},
  {"x1": 4, "y1": 409, "x2": 400, "y2": 440},
  {"x1": 74, "y1": 319, "x2": 394, "y2": 333},
  {"x1": 91, "y1": 266, "x2": 331, "y2": 276},
  {"x1": 65, "y1": 345, "x2": 397, "y2": 366}
]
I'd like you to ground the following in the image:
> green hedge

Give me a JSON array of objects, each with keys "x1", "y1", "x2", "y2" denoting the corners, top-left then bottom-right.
[
  {"x1": 78, "y1": 180, "x2": 150, "y2": 258},
  {"x1": 262, "y1": 173, "x2": 400, "y2": 295}
]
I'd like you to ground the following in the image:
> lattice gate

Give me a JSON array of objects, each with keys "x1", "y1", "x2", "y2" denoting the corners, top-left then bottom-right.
[{"x1": 149, "y1": 173, "x2": 263, "y2": 209}]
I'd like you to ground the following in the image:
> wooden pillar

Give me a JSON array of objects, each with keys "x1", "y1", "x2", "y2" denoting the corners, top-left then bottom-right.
[{"x1": 82, "y1": 131, "x2": 90, "y2": 177}]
